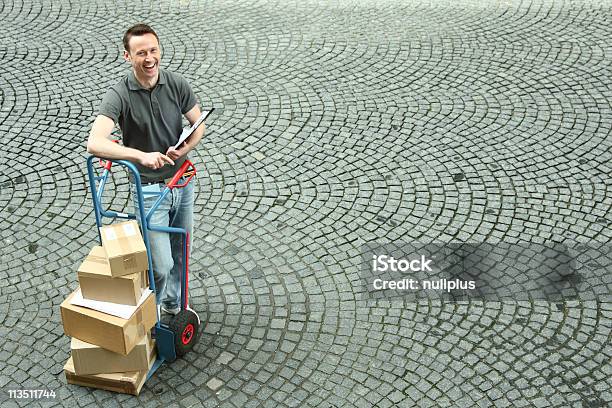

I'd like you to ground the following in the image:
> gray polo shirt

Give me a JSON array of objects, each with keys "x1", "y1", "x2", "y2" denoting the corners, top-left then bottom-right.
[{"x1": 98, "y1": 69, "x2": 198, "y2": 183}]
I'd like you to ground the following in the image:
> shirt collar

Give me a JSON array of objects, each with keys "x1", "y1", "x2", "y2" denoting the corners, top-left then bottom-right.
[{"x1": 127, "y1": 69, "x2": 166, "y2": 91}]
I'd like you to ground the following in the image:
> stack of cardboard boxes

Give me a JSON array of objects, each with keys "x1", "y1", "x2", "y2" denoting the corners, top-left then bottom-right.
[{"x1": 60, "y1": 221, "x2": 157, "y2": 395}]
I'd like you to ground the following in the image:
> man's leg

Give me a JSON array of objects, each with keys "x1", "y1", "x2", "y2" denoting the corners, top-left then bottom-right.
[
  {"x1": 133, "y1": 184, "x2": 174, "y2": 306},
  {"x1": 165, "y1": 181, "x2": 194, "y2": 312}
]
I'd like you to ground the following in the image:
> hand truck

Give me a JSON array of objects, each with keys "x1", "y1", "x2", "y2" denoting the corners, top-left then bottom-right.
[{"x1": 86, "y1": 155, "x2": 201, "y2": 379}]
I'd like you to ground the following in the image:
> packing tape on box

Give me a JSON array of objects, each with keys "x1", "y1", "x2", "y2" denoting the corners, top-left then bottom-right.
[
  {"x1": 137, "y1": 310, "x2": 145, "y2": 338},
  {"x1": 124, "y1": 325, "x2": 145, "y2": 350},
  {"x1": 104, "y1": 228, "x2": 118, "y2": 241},
  {"x1": 123, "y1": 223, "x2": 137, "y2": 237},
  {"x1": 119, "y1": 236, "x2": 144, "y2": 258},
  {"x1": 102, "y1": 223, "x2": 138, "y2": 241},
  {"x1": 90, "y1": 255, "x2": 107, "y2": 266},
  {"x1": 136, "y1": 310, "x2": 145, "y2": 338},
  {"x1": 136, "y1": 309, "x2": 146, "y2": 338},
  {"x1": 124, "y1": 310, "x2": 145, "y2": 351}
]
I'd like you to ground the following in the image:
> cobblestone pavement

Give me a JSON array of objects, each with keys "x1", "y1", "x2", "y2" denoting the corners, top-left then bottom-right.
[{"x1": 0, "y1": 0, "x2": 611, "y2": 407}]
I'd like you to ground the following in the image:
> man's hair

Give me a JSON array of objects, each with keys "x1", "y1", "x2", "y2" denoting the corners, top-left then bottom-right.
[{"x1": 123, "y1": 23, "x2": 159, "y2": 52}]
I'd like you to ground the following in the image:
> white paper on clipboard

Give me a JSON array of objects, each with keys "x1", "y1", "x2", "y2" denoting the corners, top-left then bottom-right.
[{"x1": 174, "y1": 108, "x2": 214, "y2": 148}]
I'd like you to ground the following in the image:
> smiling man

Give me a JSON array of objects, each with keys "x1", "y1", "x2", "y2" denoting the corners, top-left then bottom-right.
[{"x1": 87, "y1": 23, "x2": 204, "y2": 316}]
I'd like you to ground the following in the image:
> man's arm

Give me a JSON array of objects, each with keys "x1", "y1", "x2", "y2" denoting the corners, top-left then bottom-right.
[
  {"x1": 166, "y1": 105, "x2": 206, "y2": 160},
  {"x1": 87, "y1": 115, "x2": 174, "y2": 170}
]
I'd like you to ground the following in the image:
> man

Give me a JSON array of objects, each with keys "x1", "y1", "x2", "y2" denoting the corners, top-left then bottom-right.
[{"x1": 87, "y1": 23, "x2": 204, "y2": 316}]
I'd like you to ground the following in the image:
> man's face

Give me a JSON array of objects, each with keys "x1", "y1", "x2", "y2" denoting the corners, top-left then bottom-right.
[{"x1": 124, "y1": 33, "x2": 161, "y2": 81}]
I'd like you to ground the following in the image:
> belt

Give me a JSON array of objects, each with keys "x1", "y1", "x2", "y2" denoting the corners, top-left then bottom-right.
[
  {"x1": 132, "y1": 175, "x2": 189, "y2": 186},
  {"x1": 140, "y1": 177, "x2": 174, "y2": 186}
]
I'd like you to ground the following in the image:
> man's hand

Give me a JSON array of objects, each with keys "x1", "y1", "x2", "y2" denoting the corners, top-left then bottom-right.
[
  {"x1": 139, "y1": 152, "x2": 175, "y2": 169},
  {"x1": 166, "y1": 142, "x2": 188, "y2": 161}
]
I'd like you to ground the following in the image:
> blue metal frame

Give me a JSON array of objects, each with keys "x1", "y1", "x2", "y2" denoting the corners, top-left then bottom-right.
[{"x1": 86, "y1": 156, "x2": 185, "y2": 378}]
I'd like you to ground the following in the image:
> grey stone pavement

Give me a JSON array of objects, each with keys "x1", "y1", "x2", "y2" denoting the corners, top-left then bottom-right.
[{"x1": 0, "y1": 0, "x2": 610, "y2": 406}]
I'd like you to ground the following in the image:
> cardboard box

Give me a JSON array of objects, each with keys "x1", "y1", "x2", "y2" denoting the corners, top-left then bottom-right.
[
  {"x1": 61, "y1": 289, "x2": 156, "y2": 355},
  {"x1": 100, "y1": 221, "x2": 148, "y2": 277},
  {"x1": 64, "y1": 344, "x2": 156, "y2": 396},
  {"x1": 78, "y1": 246, "x2": 147, "y2": 305},
  {"x1": 71, "y1": 332, "x2": 154, "y2": 375}
]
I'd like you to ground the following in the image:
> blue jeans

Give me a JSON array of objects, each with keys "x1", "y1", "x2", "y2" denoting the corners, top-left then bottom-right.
[{"x1": 132, "y1": 180, "x2": 194, "y2": 310}]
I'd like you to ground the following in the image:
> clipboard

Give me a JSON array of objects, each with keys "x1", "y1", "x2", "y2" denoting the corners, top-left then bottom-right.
[{"x1": 174, "y1": 108, "x2": 214, "y2": 148}]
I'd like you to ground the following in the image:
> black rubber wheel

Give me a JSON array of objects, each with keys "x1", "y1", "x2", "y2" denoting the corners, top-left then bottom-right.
[{"x1": 169, "y1": 309, "x2": 200, "y2": 357}]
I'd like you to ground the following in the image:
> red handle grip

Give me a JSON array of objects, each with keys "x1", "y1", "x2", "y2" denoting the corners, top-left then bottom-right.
[
  {"x1": 99, "y1": 158, "x2": 113, "y2": 171},
  {"x1": 167, "y1": 160, "x2": 196, "y2": 189},
  {"x1": 98, "y1": 140, "x2": 120, "y2": 170}
]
